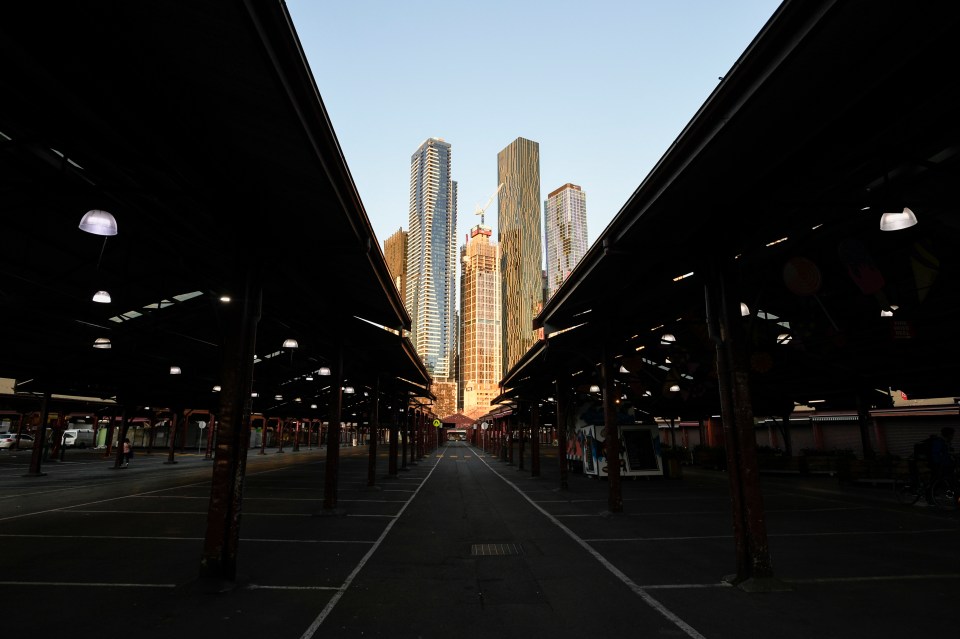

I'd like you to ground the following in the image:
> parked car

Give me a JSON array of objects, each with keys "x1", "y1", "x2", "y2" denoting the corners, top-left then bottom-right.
[{"x1": 0, "y1": 433, "x2": 35, "y2": 449}]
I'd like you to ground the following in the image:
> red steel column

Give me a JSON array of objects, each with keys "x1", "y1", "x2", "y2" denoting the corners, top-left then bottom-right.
[
  {"x1": 164, "y1": 410, "x2": 180, "y2": 465},
  {"x1": 199, "y1": 263, "x2": 260, "y2": 584},
  {"x1": 555, "y1": 383, "x2": 570, "y2": 490},
  {"x1": 705, "y1": 263, "x2": 774, "y2": 585},
  {"x1": 601, "y1": 344, "x2": 623, "y2": 513},
  {"x1": 323, "y1": 349, "x2": 345, "y2": 510},
  {"x1": 530, "y1": 402, "x2": 541, "y2": 477},
  {"x1": 367, "y1": 377, "x2": 380, "y2": 487}
]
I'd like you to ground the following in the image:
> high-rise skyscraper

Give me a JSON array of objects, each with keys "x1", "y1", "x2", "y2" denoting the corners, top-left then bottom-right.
[
  {"x1": 544, "y1": 183, "x2": 588, "y2": 299},
  {"x1": 497, "y1": 137, "x2": 542, "y2": 374},
  {"x1": 460, "y1": 222, "x2": 502, "y2": 418},
  {"x1": 383, "y1": 227, "x2": 408, "y2": 300},
  {"x1": 406, "y1": 138, "x2": 457, "y2": 381}
]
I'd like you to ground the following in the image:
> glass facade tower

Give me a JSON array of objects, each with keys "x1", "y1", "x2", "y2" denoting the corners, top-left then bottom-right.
[
  {"x1": 544, "y1": 183, "x2": 588, "y2": 299},
  {"x1": 407, "y1": 138, "x2": 457, "y2": 379}
]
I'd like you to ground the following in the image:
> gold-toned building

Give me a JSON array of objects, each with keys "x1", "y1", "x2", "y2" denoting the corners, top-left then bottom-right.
[
  {"x1": 432, "y1": 380, "x2": 458, "y2": 420},
  {"x1": 497, "y1": 137, "x2": 543, "y2": 374},
  {"x1": 460, "y1": 223, "x2": 502, "y2": 417},
  {"x1": 383, "y1": 227, "x2": 407, "y2": 300}
]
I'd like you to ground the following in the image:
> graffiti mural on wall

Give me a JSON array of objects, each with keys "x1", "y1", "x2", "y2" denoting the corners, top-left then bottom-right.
[{"x1": 565, "y1": 402, "x2": 663, "y2": 477}]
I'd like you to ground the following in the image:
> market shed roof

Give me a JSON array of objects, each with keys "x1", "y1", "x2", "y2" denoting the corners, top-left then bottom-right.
[
  {"x1": 506, "y1": 1, "x2": 960, "y2": 417},
  {"x1": 0, "y1": 2, "x2": 429, "y2": 412}
]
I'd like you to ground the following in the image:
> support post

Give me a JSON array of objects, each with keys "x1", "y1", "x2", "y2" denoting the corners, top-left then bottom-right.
[
  {"x1": 367, "y1": 377, "x2": 380, "y2": 487},
  {"x1": 705, "y1": 263, "x2": 779, "y2": 590},
  {"x1": 530, "y1": 401, "x2": 541, "y2": 477},
  {"x1": 164, "y1": 410, "x2": 180, "y2": 465},
  {"x1": 400, "y1": 407, "x2": 409, "y2": 471},
  {"x1": 555, "y1": 382, "x2": 570, "y2": 490},
  {"x1": 601, "y1": 344, "x2": 623, "y2": 513},
  {"x1": 199, "y1": 261, "x2": 260, "y2": 586},
  {"x1": 323, "y1": 349, "x2": 345, "y2": 511},
  {"x1": 25, "y1": 392, "x2": 51, "y2": 477}
]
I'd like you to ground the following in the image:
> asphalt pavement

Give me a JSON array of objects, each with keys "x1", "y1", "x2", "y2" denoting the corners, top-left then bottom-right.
[{"x1": 0, "y1": 441, "x2": 957, "y2": 639}]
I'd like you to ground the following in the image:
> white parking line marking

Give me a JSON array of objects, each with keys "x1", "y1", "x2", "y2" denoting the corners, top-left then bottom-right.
[
  {"x1": 475, "y1": 454, "x2": 707, "y2": 639},
  {"x1": 0, "y1": 581, "x2": 176, "y2": 588}
]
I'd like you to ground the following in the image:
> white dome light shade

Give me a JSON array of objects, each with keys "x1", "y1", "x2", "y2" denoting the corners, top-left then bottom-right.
[
  {"x1": 661, "y1": 333, "x2": 676, "y2": 344},
  {"x1": 588, "y1": 384, "x2": 601, "y2": 393},
  {"x1": 212, "y1": 385, "x2": 222, "y2": 392},
  {"x1": 740, "y1": 302, "x2": 751, "y2": 317},
  {"x1": 92, "y1": 290, "x2": 112, "y2": 303},
  {"x1": 79, "y1": 209, "x2": 118, "y2": 236},
  {"x1": 93, "y1": 337, "x2": 111, "y2": 349},
  {"x1": 880, "y1": 207, "x2": 918, "y2": 231},
  {"x1": 282, "y1": 338, "x2": 299, "y2": 349},
  {"x1": 318, "y1": 367, "x2": 331, "y2": 376},
  {"x1": 669, "y1": 384, "x2": 681, "y2": 392},
  {"x1": 344, "y1": 386, "x2": 355, "y2": 394},
  {"x1": 169, "y1": 365, "x2": 182, "y2": 375}
]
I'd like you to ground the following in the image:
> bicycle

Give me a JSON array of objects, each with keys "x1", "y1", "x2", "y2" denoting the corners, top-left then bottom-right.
[
  {"x1": 893, "y1": 469, "x2": 932, "y2": 505},
  {"x1": 929, "y1": 461, "x2": 959, "y2": 510}
]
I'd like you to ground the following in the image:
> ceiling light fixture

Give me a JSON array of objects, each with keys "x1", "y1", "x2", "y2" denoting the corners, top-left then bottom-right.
[
  {"x1": 880, "y1": 207, "x2": 918, "y2": 231},
  {"x1": 282, "y1": 338, "x2": 299, "y2": 349},
  {"x1": 92, "y1": 290, "x2": 112, "y2": 304},
  {"x1": 319, "y1": 367, "x2": 331, "y2": 376},
  {"x1": 212, "y1": 385, "x2": 222, "y2": 392},
  {"x1": 92, "y1": 337, "x2": 111, "y2": 349},
  {"x1": 669, "y1": 384, "x2": 681, "y2": 392},
  {"x1": 169, "y1": 365, "x2": 182, "y2": 375},
  {"x1": 588, "y1": 384, "x2": 601, "y2": 393},
  {"x1": 740, "y1": 302, "x2": 751, "y2": 317},
  {"x1": 78, "y1": 209, "x2": 118, "y2": 236}
]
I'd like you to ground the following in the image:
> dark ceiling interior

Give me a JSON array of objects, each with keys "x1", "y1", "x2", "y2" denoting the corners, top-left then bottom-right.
[
  {"x1": 0, "y1": 2, "x2": 430, "y2": 417},
  {"x1": 508, "y1": 1, "x2": 960, "y2": 419}
]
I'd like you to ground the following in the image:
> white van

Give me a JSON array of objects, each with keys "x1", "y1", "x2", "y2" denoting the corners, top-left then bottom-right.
[{"x1": 62, "y1": 428, "x2": 95, "y2": 448}]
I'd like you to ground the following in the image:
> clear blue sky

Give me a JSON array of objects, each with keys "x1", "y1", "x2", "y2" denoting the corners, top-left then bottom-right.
[{"x1": 286, "y1": 0, "x2": 782, "y2": 253}]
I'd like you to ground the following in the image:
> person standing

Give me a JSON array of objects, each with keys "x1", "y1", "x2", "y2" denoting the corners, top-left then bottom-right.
[{"x1": 122, "y1": 438, "x2": 133, "y2": 467}]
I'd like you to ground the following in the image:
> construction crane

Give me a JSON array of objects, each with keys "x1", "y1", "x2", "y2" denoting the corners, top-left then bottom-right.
[{"x1": 474, "y1": 182, "x2": 504, "y2": 225}]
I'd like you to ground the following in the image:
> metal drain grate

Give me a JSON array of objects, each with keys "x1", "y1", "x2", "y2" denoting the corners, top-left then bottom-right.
[{"x1": 471, "y1": 543, "x2": 524, "y2": 556}]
